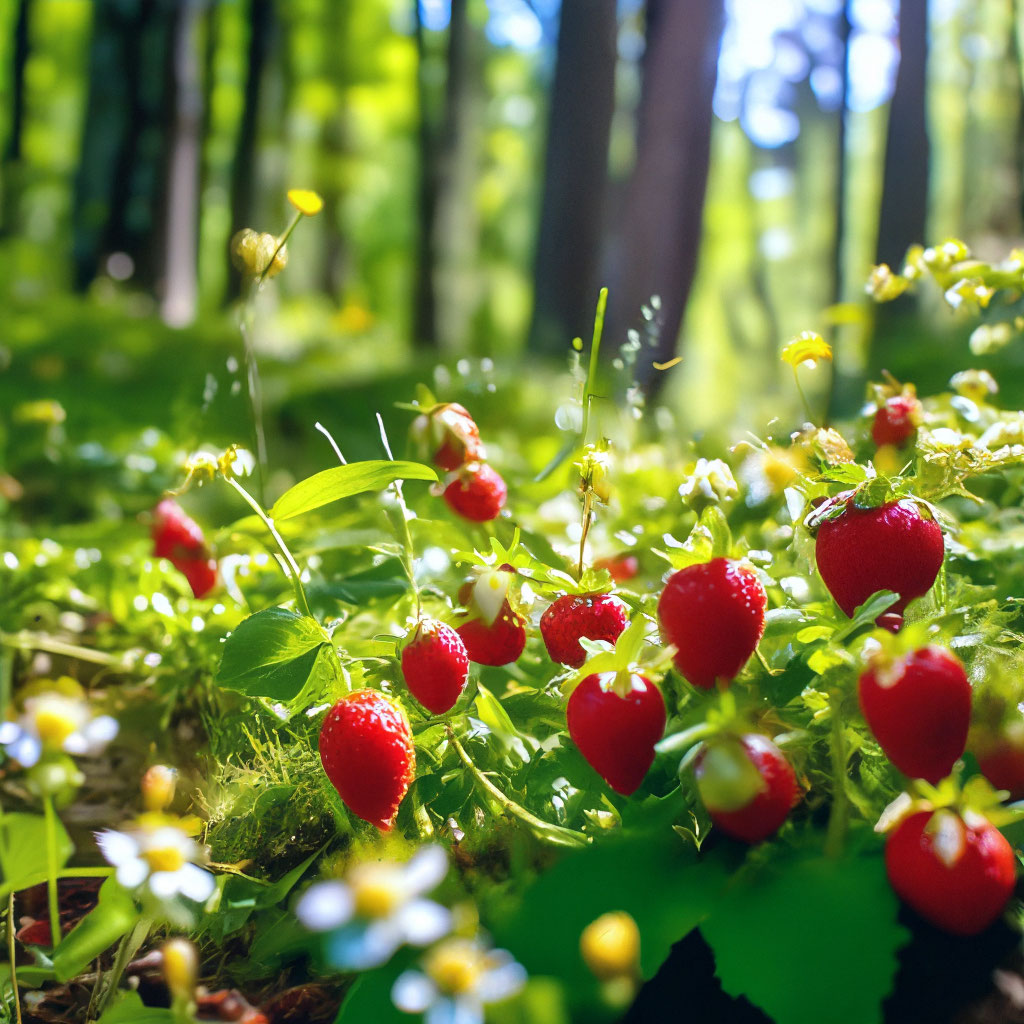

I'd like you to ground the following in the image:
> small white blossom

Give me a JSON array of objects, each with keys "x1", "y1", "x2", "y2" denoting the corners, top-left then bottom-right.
[
  {"x1": 96, "y1": 821, "x2": 215, "y2": 904},
  {"x1": 0, "y1": 691, "x2": 118, "y2": 768},
  {"x1": 295, "y1": 845, "x2": 451, "y2": 970},
  {"x1": 392, "y1": 937, "x2": 527, "y2": 1024}
]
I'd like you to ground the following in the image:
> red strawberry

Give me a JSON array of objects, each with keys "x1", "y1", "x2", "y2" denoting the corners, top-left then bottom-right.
[
  {"x1": 401, "y1": 619, "x2": 470, "y2": 715},
  {"x1": 319, "y1": 690, "x2": 416, "y2": 831},
  {"x1": 695, "y1": 733, "x2": 798, "y2": 844},
  {"x1": 815, "y1": 497, "x2": 943, "y2": 631},
  {"x1": 872, "y1": 394, "x2": 922, "y2": 448},
  {"x1": 443, "y1": 464, "x2": 507, "y2": 522},
  {"x1": 657, "y1": 558, "x2": 766, "y2": 689},
  {"x1": 858, "y1": 645, "x2": 970, "y2": 784},
  {"x1": 595, "y1": 554, "x2": 640, "y2": 584},
  {"x1": 432, "y1": 403, "x2": 486, "y2": 471},
  {"x1": 885, "y1": 808, "x2": 1016, "y2": 935},
  {"x1": 974, "y1": 724, "x2": 1024, "y2": 800},
  {"x1": 456, "y1": 602, "x2": 526, "y2": 666},
  {"x1": 151, "y1": 499, "x2": 218, "y2": 598},
  {"x1": 566, "y1": 672, "x2": 665, "y2": 794},
  {"x1": 540, "y1": 593, "x2": 629, "y2": 669}
]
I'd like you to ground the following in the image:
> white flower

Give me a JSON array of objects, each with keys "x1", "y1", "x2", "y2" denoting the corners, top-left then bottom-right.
[
  {"x1": 96, "y1": 821, "x2": 215, "y2": 904},
  {"x1": 0, "y1": 691, "x2": 118, "y2": 768},
  {"x1": 295, "y1": 845, "x2": 452, "y2": 970},
  {"x1": 392, "y1": 937, "x2": 527, "y2": 1024}
]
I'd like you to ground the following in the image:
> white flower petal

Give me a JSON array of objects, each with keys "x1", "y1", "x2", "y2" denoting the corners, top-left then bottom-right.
[
  {"x1": 116, "y1": 858, "x2": 149, "y2": 889},
  {"x1": 477, "y1": 960, "x2": 527, "y2": 1004},
  {"x1": 329, "y1": 919, "x2": 402, "y2": 970},
  {"x1": 392, "y1": 970, "x2": 437, "y2": 1014},
  {"x1": 63, "y1": 732, "x2": 88, "y2": 755},
  {"x1": 403, "y1": 845, "x2": 449, "y2": 896},
  {"x1": 96, "y1": 829, "x2": 140, "y2": 866},
  {"x1": 0, "y1": 722, "x2": 22, "y2": 744},
  {"x1": 426, "y1": 998, "x2": 482, "y2": 1024},
  {"x1": 396, "y1": 899, "x2": 452, "y2": 946},
  {"x1": 177, "y1": 863, "x2": 216, "y2": 903},
  {"x1": 295, "y1": 881, "x2": 354, "y2": 932},
  {"x1": 9, "y1": 735, "x2": 40, "y2": 767},
  {"x1": 149, "y1": 870, "x2": 182, "y2": 899},
  {"x1": 82, "y1": 716, "x2": 119, "y2": 749}
]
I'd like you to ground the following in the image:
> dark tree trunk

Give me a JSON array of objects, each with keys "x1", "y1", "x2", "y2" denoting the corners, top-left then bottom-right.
[
  {"x1": 319, "y1": 0, "x2": 350, "y2": 298},
  {"x1": 72, "y1": 0, "x2": 177, "y2": 292},
  {"x1": 412, "y1": 0, "x2": 440, "y2": 349},
  {"x1": 605, "y1": 0, "x2": 724, "y2": 395},
  {"x1": 225, "y1": 0, "x2": 274, "y2": 302},
  {"x1": 1, "y1": 0, "x2": 33, "y2": 234},
  {"x1": 527, "y1": 0, "x2": 618, "y2": 356},
  {"x1": 875, "y1": 0, "x2": 929, "y2": 266}
]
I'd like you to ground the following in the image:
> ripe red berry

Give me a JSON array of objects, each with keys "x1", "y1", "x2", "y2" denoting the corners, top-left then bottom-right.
[
  {"x1": 815, "y1": 497, "x2": 943, "y2": 631},
  {"x1": 431, "y1": 403, "x2": 486, "y2": 471},
  {"x1": 657, "y1": 558, "x2": 766, "y2": 689},
  {"x1": 885, "y1": 809, "x2": 1016, "y2": 935},
  {"x1": 872, "y1": 395, "x2": 921, "y2": 448},
  {"x1": 456, "y1": 601, "x2": 526, "y2": 666},
  {"x1": 319, "y1": 690, "x2": 416, "y2": 831},
  {"x1": 401, "y1": 620, "x2": 470, "y2": 715},
  {"x1": 858, "y1": 645, "x2": 970, "y2": 784},
  {"x1": 974, "y1": 725, "x2": 1024, "y2": 800},
  {"x1": 540, "y1": 593, "x2": 628, "y2": 669},
  {"x1": 594, "y1": 554, "x2": 640, "y2": 583},
  {"x1": 695, "y1": 733, "x2": 798, "y2": 844},
  {"x1": 151, "y1": 499, "x2": 218, "y2": 598},
  {"x1": 443, "y1": 464, "x2": 507, "y2": 522},
  {"x1": 566, "y1": 673, "x2": 665, "y2": 795}
]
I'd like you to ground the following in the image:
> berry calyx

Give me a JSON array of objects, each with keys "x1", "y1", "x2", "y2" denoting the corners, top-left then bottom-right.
[
  {"x1": 885, "y1": 808, "x2": 1016, "y2": 935},
  {"x1": 657, "y1": 558, "x2": 767, "y2": 689},
  {"x1": 814, "y1": 496, "x2": 943, "y2": 630},
  {"x1": 566, "y1": 672, "x2": 666, "y2": 795},
  {"x1": 443, "y1": 464, "x2": 507, "y2": 522},
  {"x1": 695, "y1": 733, "x2": 798, "y2": 843},
  {"x1": 319, "y1": 690, "x2": 416, "y2": 831},
  {"x1": 540, "y1": 593, "x2": 629, "y2": 669},
  {"x1": 872, "y1": 394, "x2": 922, "y2": 448},
  {"x1": 858, "y1": 645, "x2": 970, "y2": 784},
  {"x1": 401, "y1": 620, "x2": 470, "y2": 715}
]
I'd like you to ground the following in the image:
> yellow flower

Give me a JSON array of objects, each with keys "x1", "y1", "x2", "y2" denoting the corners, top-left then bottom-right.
[
  {"x1": 781, "y1": 331, "x2": 832, "y2": 369},
  {"x1": 287, "y1": 189, "x2": 324, "y2": 216},
  {"x1": 580, "y1": 911, "x2": 640, "y2": 980}
]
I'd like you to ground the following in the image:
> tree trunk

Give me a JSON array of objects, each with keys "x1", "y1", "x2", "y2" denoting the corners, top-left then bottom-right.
[
  {"x1": 318, "y1": 0, "x2": 350, "y2": 299},
  {"x1": 1, "y1": 0, "x2": 33, "y2": 233},
  {"x1": 225, "y1": 0, "x2": 273, "y2": 302},
  {"x1": 527, "y1": 0, "x2": 618, "y2": 356},
  {"x1": 605, "y1": 0, "x2": 724, "y2": 395},
  {"x1": 875, "y1": 0, "x2": 929, "y2": 266}
]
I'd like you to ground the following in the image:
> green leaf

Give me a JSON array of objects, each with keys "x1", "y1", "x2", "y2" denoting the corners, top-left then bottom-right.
[
  {"x1": 270, "y1": 461, "x2": 437, "y2": 521},
  {"x1": 96, "y1": 991, "x2": 173, "y2": 1023},
  {"x1": 216, "y1": 608, "x2": 331, "y2": 702},
  {"x1": 701, "y1": 847, "x2": 910, "y2": 1024},
  {"x1": 0, "y1": 813, "x2": 72, "y2": 893},
  {"x1": 52, "y1": 878, "x2": 141, "y2": 982},
  {"x1": 334, "y1": 949, "x2": 414, "y2": 1024}
]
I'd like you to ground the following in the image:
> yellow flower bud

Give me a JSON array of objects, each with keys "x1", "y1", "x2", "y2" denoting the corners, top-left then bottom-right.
[
  {"x1": 580, "y1": 911, "x2": 640, "y2": 980},
  {"x1": 141, "y1": 765, "x2": 177, "y2": 813},
  {"x1": 230, "y1": 229, "x2": 287, "y2": 278},
  {"x1": 287, "y1": 189, "x2": 324, "y2": 216},
  {"x1": 162, "y1": 938, "x2": 198, "y2": 999}
]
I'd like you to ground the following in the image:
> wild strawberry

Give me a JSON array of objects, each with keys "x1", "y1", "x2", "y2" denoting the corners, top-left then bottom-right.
[
  {"x1": 974, "y1": 723, "x2": 1024, "y2": 800},
  {"x1": 872, "y1": 394, "x2": 922, "y2": 448},
  {"x1": 319, "y1": 690, "x2": 416, "y2": 831},
  {"x1": 656, "y1": 558, "x2": 766, "y2": 689},
  {"x1": 401, "y1": 620, "x2": 470, "y2": 715},
  {"x1": 540, "y1": 593, "x2": 628, "y2": 669},
  {"x1": 151, "y1": 499, "x2": 218, "y2": 598},
  {"x1": 443, "y1": 464, "x2": 507, "y2": 522},
  {"x1": 413, "y1": 402, "x2": 486, "y2": 471},
  {"x1": 566, "y1": 673, "x2": 665, "y2": 795},
  {"x1": 695, "y1": 732, "x2": 798, "y2": 844},
  {"x1": 885, "y1": 808, "x2": 1016, "y2": 935},
  {"x1": 594, "y1": 554, "x2": 640, "y2": 584},
  {"x1": 858, "y1": 645, "x2": 970, "y2": 784},
  {"x1": 456, "y1": 602, "x2": 526, "y2": 666},
  {"x1": 815, "y1": 497, "x2": 943, "y2": 631}
]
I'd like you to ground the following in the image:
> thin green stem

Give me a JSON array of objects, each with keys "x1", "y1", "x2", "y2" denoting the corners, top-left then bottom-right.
[
  {"x1": 577, "y1": 491, "x2": 593, "y2": 581},
  {"x1": 825, "y1": 690, "x2": 850, "y2": 859},
  {"x1": 0, "y1": 632, "x2": 129, "y2": 669},
  {"x1": 238, "y1": 309, "x2": 267, "y2": 502},
  {"x1": 42, "y1": 795, "x2": 60, "y2": 951},
  {"x1": 8, "y1": 891, "x2": 22, "y2": 1024},
  {"x1": 581, "y1": 287, "x2": 608, "y2": 446},
  {"x1": 376, "y1": 413, "x2": 421, "y2": 617},
  {"x1": 91, "y1": 917, "x2": 150, "y2": 1020},
  {"x1": 256, "y1": 210, "x2": 302, "y2": 289},
  {"x1": 224, "y1": 476, "x2": 312, "y2": 618},
  {"x1": 792, "y1": 367, "x2": 815, "y2": 425}
]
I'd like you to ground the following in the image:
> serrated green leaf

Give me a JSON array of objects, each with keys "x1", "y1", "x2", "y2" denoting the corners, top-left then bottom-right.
[
  {"x1": 701, "y1": 847, "x2": 910, "y2": 1024},
  {"x1": 270, "y1": 460, "x2": 437, "y2": 521},
  {"x1": 216, "y1": 607, "x2": 331, "y2": 701},
  {"x1": 52, "y1": 878, "x2": 140, "y2": 982}
]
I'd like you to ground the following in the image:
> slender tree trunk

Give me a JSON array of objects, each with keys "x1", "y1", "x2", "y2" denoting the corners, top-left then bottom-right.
[
  {"x1": 527, "y1": 0, "x2": 618, "y2": 356},
  {"x1": 875, "y1": 0, "x2": 929, "y2": 266},
  {"x1": 160, "y1": 0, "x2": 204, "y2": 326},
  {"x1": 1, "y1": 0, "x2": 33, "y2": 234},
  {"x1": 226, "y1": 0, "x2": 273, "y2": 302},
  {"x1": 605, "y1": 0, "x2": 724, "y2": 395},
  {"x1": 319, "y1": 0, "x2": 350, "y2": 298},
  {"x1": 412, "y1": 0, "x2": 440, "y2": 349}
]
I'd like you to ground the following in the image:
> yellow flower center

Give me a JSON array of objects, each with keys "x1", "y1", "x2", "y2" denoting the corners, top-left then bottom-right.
[
  {"x1": 425, "y1": 940, "x2": 485, "y2": 996},
  {"x1": 33, "y1": 707, "x2": 79, "y2": 748},
  {"x1": 351, "y1": 867, "x2": 404, "y2": 919},
  {"x1": 580, "y1": 911, "x2": 640, "y2": 980},
  {"x1": 144, "y1": 845, "x2": 186, "y2": 873}
]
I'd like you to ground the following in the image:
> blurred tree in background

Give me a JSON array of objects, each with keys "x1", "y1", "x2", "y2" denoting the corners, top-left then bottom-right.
[{"x1": 0, "y1": 0, "x2": 1023, "y2": 439}]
